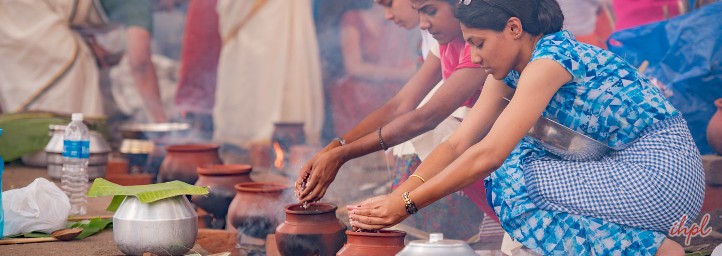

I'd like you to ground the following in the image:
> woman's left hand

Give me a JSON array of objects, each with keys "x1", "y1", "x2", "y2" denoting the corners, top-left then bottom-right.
[{"x1": 347, "y1": 194, "x2": 409, "y2": 231}]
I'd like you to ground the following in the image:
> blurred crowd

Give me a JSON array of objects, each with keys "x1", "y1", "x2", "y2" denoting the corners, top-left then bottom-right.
[
  {"x1": 0, "y1": 0, "x2": 718, "y2": 149},
  {"x1": 1, "y1": 0, "x2": 721, "y2": 247}
]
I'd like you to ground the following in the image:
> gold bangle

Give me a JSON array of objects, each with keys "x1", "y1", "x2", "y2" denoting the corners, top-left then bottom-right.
[{"x1": 409, "y1": 174, "x2": 426, "y2": 183}]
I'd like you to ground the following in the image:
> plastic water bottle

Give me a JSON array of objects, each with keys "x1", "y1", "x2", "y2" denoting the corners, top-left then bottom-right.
[{"x1": 61, "y1": 113, "x2": 90, "y2": 215}]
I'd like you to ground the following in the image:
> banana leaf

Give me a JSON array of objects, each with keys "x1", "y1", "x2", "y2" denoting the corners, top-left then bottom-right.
[
  {"x1": 0, "y1": 113, "x2": 68, "y2": 161},
  {"x1": 4, "y1": 218, "x2": 114, "y2": 240},
  {"x1": 87, "y1": 178, "x2": 209, "y2": 212},
  {"x1": 68, "y1": 218, "x2": 113, "y2": 240}
]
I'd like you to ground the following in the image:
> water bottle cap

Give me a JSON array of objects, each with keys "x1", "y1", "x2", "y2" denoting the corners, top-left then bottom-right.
[{"x1": 71, "y1": 113, "x2": 83, "y2": 121}]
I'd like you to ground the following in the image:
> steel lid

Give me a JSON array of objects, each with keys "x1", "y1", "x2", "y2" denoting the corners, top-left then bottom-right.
[{"x1": 396, "y1": 233, "x2": 477, "y2": 256}]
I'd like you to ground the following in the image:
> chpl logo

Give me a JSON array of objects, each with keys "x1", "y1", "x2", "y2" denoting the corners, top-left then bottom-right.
[{"x1": 668, "y1": 213, "x2": 712, "y2": 246}]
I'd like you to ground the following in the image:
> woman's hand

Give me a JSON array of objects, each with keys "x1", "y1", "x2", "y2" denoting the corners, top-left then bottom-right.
[
  {"x1": 295, "y1": 152, "x2": 322, "y2": 199},
  {"x1": 297, "y1": 149, "x2": 346, "y2": 202},
  {"x1": 347, "y1": 193, "x2": 409, "y2": 231}
]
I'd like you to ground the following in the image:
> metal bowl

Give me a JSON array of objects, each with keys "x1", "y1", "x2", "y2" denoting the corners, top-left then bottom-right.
[
  {"x1": 113, "y1": 195, "x2": 198, "y2": 256},
  {"x1": 120, "y1": 123, "x2": 190, "y2": 140},
  {"x1": 396, "y1": 233, "x2": 476, "y2": 256},
  {"x1": 503, "y1": 98, "x2": 612, "y2": 161},
  {"x1": 44, "y1": 125, "x2": 111, "y2": 180},
  {"x1": 527, "y1": 115, "x2": 613, "y2": 161}
]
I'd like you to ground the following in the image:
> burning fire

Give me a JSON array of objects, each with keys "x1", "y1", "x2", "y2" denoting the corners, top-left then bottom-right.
[{"x1": 273, "y1": 142, "x2": 285, "y2": 169}]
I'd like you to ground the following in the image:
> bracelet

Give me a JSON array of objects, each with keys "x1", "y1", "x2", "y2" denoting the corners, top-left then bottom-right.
[
  {"x1": 409, "y1": 174, "x2": 426, "y2": 183},
  {"x1": 334, "y1": 137, "x2": 346, "y2": 146},
  {"x1": 402, "y1": 192, "x2": 418, "y2": 214},
  {"x1": 378, "y1": 127, "x2": 388, "y2": 151}
]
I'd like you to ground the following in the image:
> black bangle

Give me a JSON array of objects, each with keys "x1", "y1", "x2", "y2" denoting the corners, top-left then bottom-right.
[
  {"x1": 378, "y1": 127, "x2": 388, "y2": 151},
  {"x1": 402, "y1": 192, "x2": 418, "y2": 214}
]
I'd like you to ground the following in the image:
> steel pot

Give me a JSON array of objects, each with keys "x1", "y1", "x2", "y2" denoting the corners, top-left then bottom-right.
[
  {"x1": 113, "y1": 195, "x2": 198, "y2": 256},
  {"x1": 120, "y1": 122, "x2": 190, "y2": 140},
  {"x1": 21, "y1": 150, "x2": 47, "y2": 167},
  {"x1": 45, "y1": 125, "x2": 110, "y2": 180},
  {"x1": 503, "y1": 98, "x2": 613, "y2": 161},
  {"x1": 396, "y1": 233, "x2": 476, "y2": 256}
]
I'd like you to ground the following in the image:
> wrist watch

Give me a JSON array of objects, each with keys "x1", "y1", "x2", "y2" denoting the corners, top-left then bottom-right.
[
  {"x1": 334, "y1": 137, "x2": 346, "y2": 146},
  {"x1": 402, "y1": 192, "x2": 418, "y2": 214}
]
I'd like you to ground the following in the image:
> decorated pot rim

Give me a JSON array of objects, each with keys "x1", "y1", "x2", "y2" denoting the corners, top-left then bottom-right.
[
  {"x1": 198, "y1": 164, "x2": 252, "y2": 176},
  {"x1": 234, "y1": 182, "x2": 288, "y2": 193},
  {"x1": 165, "y1": 143, "x2": 220, "y2": 152},
  {"x1": 345, "y1": 229, "x2": 407, "y2": 237},
  {"x1": 284, "y1": 202, "x2": 337, "y2": 215}
]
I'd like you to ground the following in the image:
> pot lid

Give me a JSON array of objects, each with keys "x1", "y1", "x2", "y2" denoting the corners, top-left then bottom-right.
[
  {"x1": 120, "y1": 139, "x2": 155, "y2": 154},
  {"x1": 45, "y1": 125, "x2": 111, "y2": 153},
  {"x1": 396, "y1": 233, "x2": 477, "y2": 256}
]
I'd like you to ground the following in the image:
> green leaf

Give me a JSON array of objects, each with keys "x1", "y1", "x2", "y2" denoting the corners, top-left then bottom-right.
[
  {"x1": 3, "y1": 231, "x2": 51, "y2": 239},
  {"x1": 67, "y1": 218, "x2": 113, "y2": 240},
  {"x1": 87, "y1": 178, "x2": 209, "y2": 211},
  {"x1": 106, "y1": 195, "x2": 127, "y2": 212},
  {"x1": 0, "y1": 113, "x2": 67, "y2": 161}
]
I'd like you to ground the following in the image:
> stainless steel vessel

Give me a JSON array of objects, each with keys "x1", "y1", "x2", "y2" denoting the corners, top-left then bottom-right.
[
  {"x1": 119, "y1": 122, "x2": 190, "y2": 140},
  {"x1": 503, "y1": 98, "x2": 613, "y2": 161},
  {"x1": 396, "y1": 233, "x2": 476, "y2": 256},
  {"x1": 45, "y1": 125, "x2": 110, "y2": 180},
  {"x1": 526, "y1": 115, "x2": 613, "y2": 161},
  {"x1": 113, "y1": 195, "x2": 198, "y2": 256}
]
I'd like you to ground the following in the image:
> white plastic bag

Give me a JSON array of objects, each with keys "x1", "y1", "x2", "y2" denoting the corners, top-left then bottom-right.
[{"x1": 2, "y1": 178, "x2": 70, "y2": 236}]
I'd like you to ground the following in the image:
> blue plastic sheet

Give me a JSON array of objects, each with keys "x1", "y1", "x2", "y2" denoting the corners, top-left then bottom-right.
[{"x1": 607, "y1": 2, "x2": 722, "y2": 154}]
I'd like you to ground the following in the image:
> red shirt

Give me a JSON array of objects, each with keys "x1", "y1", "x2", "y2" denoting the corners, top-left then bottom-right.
[{"x1": 439, "y1": 36, "x2": 482, "y2": 108}]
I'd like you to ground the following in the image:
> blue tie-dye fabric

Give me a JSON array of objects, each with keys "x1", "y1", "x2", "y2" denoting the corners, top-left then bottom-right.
[
  {"x1": 503, "y1": 30, "x2": 679, "y2": 148},
  {"x1": 481, "y1": 31, "x2": 702, "y2": 255}
]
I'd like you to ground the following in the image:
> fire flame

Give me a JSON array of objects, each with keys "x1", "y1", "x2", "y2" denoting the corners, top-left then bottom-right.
[{"x1": 273, "y1": 142, "x2": 285, "y2": 169}]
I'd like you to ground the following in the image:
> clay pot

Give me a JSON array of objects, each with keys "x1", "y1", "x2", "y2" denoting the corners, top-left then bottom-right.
[
  {"x1": 192, "y1": 164, "x2": 253, "y2": 229},
  {"x1": 158, "y1": 144, "x2": 222, "y2": 184},
  {"x1": 275, "y1": 203, "x2": 347, "y2": 256},
  {"x1": 336, "y1": 230, "x2": 406, "y2": 256},
  {"x1": 708, "y1": 98, "x2": 722, "y2": 155},
  {"x1": 272, "y1": 122, "x2": 306, "y2": 151},
  {"x1": 226, "y1": 182, "x2": 291, "y2": 239}
]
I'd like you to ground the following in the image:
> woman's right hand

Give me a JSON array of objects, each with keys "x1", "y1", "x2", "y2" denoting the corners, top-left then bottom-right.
[
  {"x1": 295, "y1": 152, "x2": 321, "y2": 199},
  {"x1": 295, "y1": 141, "x2": 341, "y2": 199},
  {"x1": 295, "y1": 149, "x2": 347, "y2": 203}
]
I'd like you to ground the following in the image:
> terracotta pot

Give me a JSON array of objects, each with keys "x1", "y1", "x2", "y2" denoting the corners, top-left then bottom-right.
[
  {"x1": 708, "y1": 98, "x2": 722, "y2": 155},
  {"x1": 192, "y1": 164, "x2": 253, "y2": 229},
  {"x1": 158, "y1": 144, "x2": 222, "y2": 184},
  {"x1": 272, "y1": 122, "x2": 306, "y2": 151},
  {"x1": 336, "y1": 230, "x2": 406, "y2": 256},
  {"x1": 226, "y1": 182, "x2": 290, "y2": 239},
  {"x1": 275, "y1": 203, "x2": 347, "y2": 256}
]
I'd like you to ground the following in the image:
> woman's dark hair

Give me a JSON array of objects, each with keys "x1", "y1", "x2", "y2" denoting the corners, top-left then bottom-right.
[{"x1": 454, "y1": 0, "x2": 564, "y2": 35}]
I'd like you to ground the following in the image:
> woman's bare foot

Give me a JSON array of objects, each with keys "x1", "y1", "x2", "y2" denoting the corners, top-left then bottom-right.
[{"x1": 654, "y1": 238, "x2": 684, "y2": 256}]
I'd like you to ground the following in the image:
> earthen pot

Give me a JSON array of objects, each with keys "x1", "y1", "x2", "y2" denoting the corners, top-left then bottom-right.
[
  {"x1": 272, "y1": 122, "x2": 307, "y2": 151},
  {"x1": 275, "y1": 203, "x2": 347, "y2": 256},
  {"x1": 158, "y1": 144, "x2": 222, "y2": 184},
  {"x1": 226, "y1": 182, "x2": 290, "y2": 239},
  {"x1": 708, "y1": 98, "x2": 722, "y2": 155},
  {"x1": 192, "y1": 164, "x2": 253, "y2": 229},
  {"x1": 336, "y1": 230, "x2": 406, "y2": 256}
]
